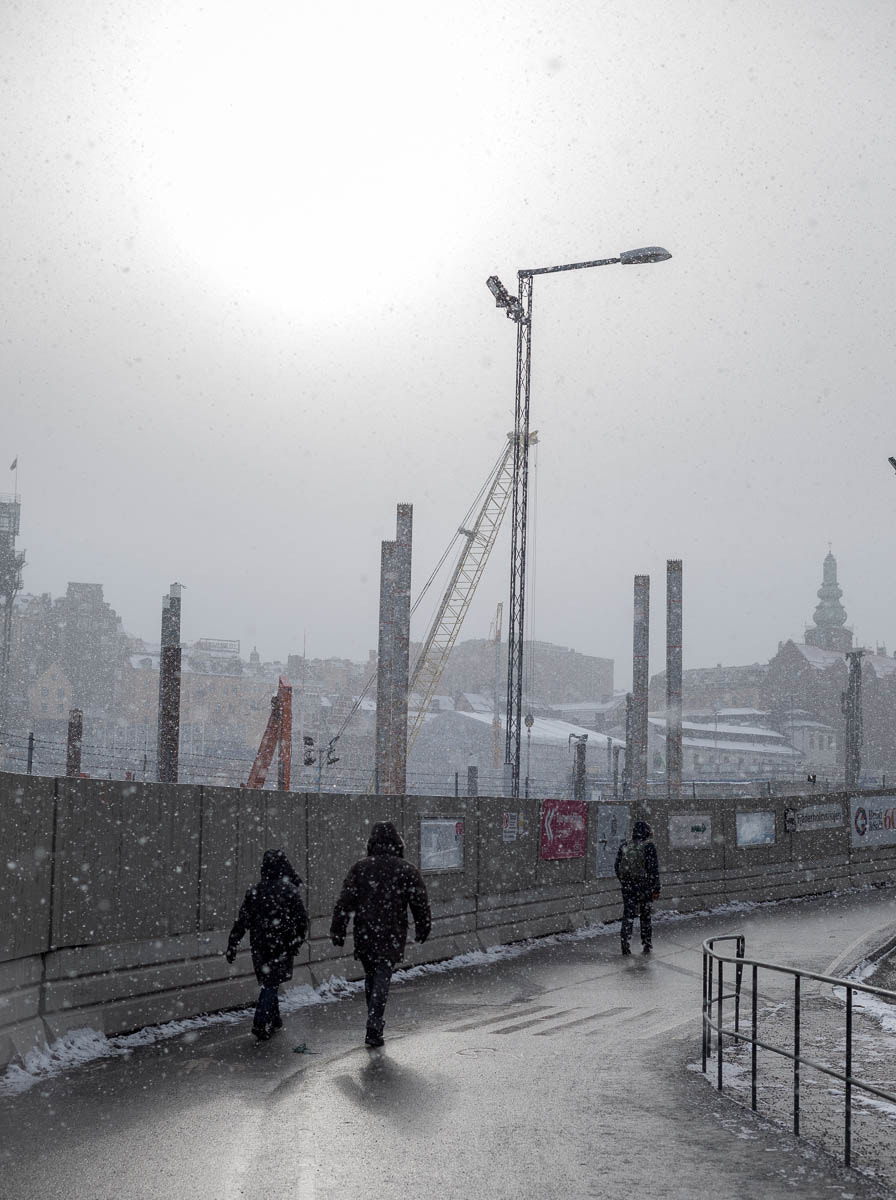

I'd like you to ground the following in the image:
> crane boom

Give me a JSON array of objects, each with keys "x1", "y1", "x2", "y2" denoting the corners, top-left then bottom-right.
[{"x1": 407, "y1": 432, "x2": 532, "y2": 757}]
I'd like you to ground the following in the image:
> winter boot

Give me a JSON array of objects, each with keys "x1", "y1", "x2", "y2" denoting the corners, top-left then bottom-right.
[
  {"x1": 642, "y1": 943, "x2": 652, "y2": 955},
  {"x1": 621, "y1": 943, "x2": 632, "y2": 956},
  {"x1": 252, "y1": 1024, "x2": 272, "y2": 1041},
  {"x1": 365, "y1": 1027, "x2": 385, "y2": 1048}
]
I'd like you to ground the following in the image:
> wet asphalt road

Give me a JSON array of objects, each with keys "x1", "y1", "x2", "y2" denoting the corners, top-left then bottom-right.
[{"x1": 3, "y1": 889, "x2": 896, "y2": 1200}]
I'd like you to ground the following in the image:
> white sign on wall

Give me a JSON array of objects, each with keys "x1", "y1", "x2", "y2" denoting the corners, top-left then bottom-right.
[
  {"x1": 668, "y1": 812, "x2": 712, "y2": 849},
  {"x1": 736, "y1": 810, "x2": 776, "y2": 847},
  {"x1": 420, "y1": 817, "x2": 465, "y2": 871},
  {"x1": 850, "y1": 796, "x2": 896, "y2": 848},
  {"x1": 794, "y1": 802, "x2": 843, "y2": 833}
]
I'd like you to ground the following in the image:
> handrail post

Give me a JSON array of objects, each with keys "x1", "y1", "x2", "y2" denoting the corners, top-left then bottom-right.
[
  {"x1": 845, "y1": 985, "x2": 853, "y2": 1166},
  {"x1": 734, "y1": 935, "x2": 745, "y2": 1040},
  {"x1": 717, "y1": 957, "x2": 724, "y2": 1091},
  {"x1": 793, "y1": 974, "x2": 801, "y2": 1136},
  {"x1": 702, "y1": 949, "x2": 708, "y2": 1073},
  {"x1": 751, "y1": 963, "x2": 758, "y2": 1112}
]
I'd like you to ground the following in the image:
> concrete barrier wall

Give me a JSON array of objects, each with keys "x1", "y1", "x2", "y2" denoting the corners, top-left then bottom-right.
[{"x1": 2, "y1": 775, "x2": 896, "y2": 1069}]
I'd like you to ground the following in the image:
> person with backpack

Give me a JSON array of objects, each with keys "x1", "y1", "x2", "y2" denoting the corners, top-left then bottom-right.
[
  {"x1": 226, "y1": 848, "x2": 309, "y2": 1040},
  {"x1": 614, "y1": 819, "x2": 661, "y2": 956},
  {"x1": 330, "y1": 821, "x2": 431, "y2": 1047}
]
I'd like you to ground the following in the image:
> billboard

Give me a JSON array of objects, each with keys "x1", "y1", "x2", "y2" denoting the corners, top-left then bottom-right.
[
  {"x1": 420, "y1": 817, "x2": 464, "y2": 871},
  {"x1": 850, "y1": 796, "x2": 896, "y2": 848},
  {"x1": 736, "y1": 810, "x2": 776, "y2": 847},
  {"x1": 540, "y1": 799, "x2": 588, "y2": 860}
]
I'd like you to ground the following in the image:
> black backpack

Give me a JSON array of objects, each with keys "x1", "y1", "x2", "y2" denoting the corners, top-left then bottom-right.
[{"x1": 617, "y1": 839, "x2": 648, "y2": 883}]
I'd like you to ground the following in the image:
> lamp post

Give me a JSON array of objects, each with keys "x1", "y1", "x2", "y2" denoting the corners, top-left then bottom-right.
[{"x1": 487, "y1": 246, "x2": 672, "y2": 799}]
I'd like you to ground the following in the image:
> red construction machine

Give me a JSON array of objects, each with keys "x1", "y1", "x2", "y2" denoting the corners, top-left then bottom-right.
[{"x1": 245, "y1": 675, "x2": 293, "y2": 790}]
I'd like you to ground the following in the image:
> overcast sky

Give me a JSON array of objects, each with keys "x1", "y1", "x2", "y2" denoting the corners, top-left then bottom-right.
[{"x1": 3, "y1": 1, "x2": 895, "y2": 690}]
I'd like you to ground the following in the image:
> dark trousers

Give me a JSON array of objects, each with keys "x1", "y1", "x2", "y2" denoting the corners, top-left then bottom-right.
[
  {"x1": 254, "y1": 985, "x2": 281, "y2": 1030},
  {"x1": 621, "y1": 890, "x2": 652, "y2": 948},
  {"x1": 360, "y1": 957, "x2": 394, "y2": 1035}
]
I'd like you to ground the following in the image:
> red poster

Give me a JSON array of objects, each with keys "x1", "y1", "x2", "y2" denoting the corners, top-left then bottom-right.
[{"x1": 539, "y1": 799, "x2": 588, "y2": 859}]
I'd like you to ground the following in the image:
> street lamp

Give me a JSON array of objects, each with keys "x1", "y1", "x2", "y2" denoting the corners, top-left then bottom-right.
[{"x1": 487, "y1": 246, "x2": 672, "y2": 799}]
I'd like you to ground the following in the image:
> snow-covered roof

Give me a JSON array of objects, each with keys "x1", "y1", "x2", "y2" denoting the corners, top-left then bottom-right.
[
  {"x1": 680, "y1": 736, "x2": 801, "y2": 758},
  {"x1": 452, "y1": 709, "x2": 623, "y2": 748},
  {"x1": 794, "y1": 642, "x2": 896, "y2": 678},
  {"x1": 649, "y1": 716, "x2": 784, "y2": 740}
]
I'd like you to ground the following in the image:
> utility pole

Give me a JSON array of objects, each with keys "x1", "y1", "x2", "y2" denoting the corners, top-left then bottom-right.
[
  {"x1": 485, "y1": 245, "x2": 671, "y2": 799},
  {"x1": 843, "y1": 649, "x2": 864, "y2": 788},
  {"x1": 157, "y1": 583, "x2": 183, "y2": 784}
]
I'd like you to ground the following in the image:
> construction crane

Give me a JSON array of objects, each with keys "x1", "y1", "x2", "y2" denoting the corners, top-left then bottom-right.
[
  {"x1": 406, "y1": 431, "x2": 534, "y2": 756},
  {"x1": 490, "y1": 602, "x2": 503, "y2": 766},
  {"x1": 245, "y1": 675, "x2": 293, "y2": 790}
]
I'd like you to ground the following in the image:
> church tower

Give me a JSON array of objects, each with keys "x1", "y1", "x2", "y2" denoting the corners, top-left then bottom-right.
[{"x1": 804, "y1": 551, "x2": 853, "y2": 652}]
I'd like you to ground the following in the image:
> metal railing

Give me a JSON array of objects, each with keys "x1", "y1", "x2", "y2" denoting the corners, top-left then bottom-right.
[{"x1": 702, "y1": 933, "x2": 896, "y2": 1167}]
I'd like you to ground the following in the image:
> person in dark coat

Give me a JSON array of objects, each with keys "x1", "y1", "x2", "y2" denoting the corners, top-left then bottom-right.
[
  {"x1": 226, "y1": 848, "x2": 309, "y2": 1040},
  {"x1": 330, "y1": 821, "x2": 431, "y2": 1047},
  {"x1": 614, "y1": 819, "x2": 661, "y2": 956}
]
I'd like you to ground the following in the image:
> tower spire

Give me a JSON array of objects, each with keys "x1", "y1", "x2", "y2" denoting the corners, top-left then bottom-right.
[{"x1": 805, "y1": 550, "x2": 853, "y2": 652}]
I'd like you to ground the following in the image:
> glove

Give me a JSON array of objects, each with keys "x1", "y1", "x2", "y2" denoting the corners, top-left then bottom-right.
[
  {"x1": 331, "y1": 936, "x2": 345, "y2": 948},
  {"x1": 225, "y1": 946, "x2": 236, "y2": 964}
]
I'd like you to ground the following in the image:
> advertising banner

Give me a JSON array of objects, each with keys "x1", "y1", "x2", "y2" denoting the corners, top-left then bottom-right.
[
  {"x1": 736, "y1": 810, "x2": 776, "y2": 847},
  {"x1": 794, "y1": 802, "x2": 843, "y2": 833},
  {"x1": 420, "y1": 817, "x2": 464, "y2": 871},
  {"x1": 539, "y1": 799, "x2": 588, "y2": 860},
  {"x1": 850, "y1": 796, "x2": 896, "y2": 848},
  {"x1": 668, "y1": 812, "x2": 712, "y2": 850}
]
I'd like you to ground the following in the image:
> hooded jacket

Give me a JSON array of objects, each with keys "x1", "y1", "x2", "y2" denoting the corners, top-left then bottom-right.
[
  {"x1": 330, "y1": 822, "x2": 432, "y2": 964},
  {"x1": 227, "y1": 849, "x2": 309, "y2": 986},
  {"x1": 614, "y1": 822, "x2": 661, "y2": 898}
]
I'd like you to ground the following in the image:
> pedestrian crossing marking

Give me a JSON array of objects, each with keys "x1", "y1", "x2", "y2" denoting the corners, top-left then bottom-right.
[
  {"x1": 533, "y1": 1006, "x2": 631, "y2": 1036},
  {"x1": 445, "y1": 1005, "x2": 553, "y2": 1033}
]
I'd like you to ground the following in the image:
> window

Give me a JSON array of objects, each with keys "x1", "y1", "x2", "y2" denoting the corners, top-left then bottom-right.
[
  {"x1": 40, "y1": 687, "x2": 49, "y2": 697},
  {"x1": 56, "y1": 688, "x2": 65, "y2": 699}
]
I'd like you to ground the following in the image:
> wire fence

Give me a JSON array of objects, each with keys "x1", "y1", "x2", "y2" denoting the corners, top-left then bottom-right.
[{"x1": 0, "y1": 729, "x2": 872, "y2": 799}]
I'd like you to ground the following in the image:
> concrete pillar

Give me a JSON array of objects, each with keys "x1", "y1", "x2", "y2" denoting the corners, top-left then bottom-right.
[
  {"x1": 623, "y1": 693, "x2": 633, "y2": 798},
  {"x1": 390, "y1": 503, "x2": 413, "y2": 795},
  {"x1": 631, "y1": 575, "x2": 650, "y2": 805},
  {"x1": 572, "y1": 736, "x2": 587, "y2": 803},
  {"x1": 612, "y1": 744, "x2": 621, "y2": 799},
  {"x1": 666, "y1": 560, "x2": 683, "y2": 799},
  {"x1": 157, "y1": 583, "x2": 183, "y2": 784},
  {"x1": 65, "y1": 708, "x2": 83, "y2": 778},
  {"x1": 844, "y1": 649, "x2": 864, "y2": 788},
  {"x1": 466, "y1": 764, "x2": 479, "y2": 797},
  {"x1": 374, "y1": 541, "x2": 397, "y2": 794}
]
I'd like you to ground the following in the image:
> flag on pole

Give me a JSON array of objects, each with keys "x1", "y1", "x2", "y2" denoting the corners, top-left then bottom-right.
[{"x1": 9, "y1": 458, "x2": 16, "y2": 470}]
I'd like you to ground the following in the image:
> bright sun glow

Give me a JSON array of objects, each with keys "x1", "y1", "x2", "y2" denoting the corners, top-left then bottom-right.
[{"x1": 140, "y1": 6, "x2": 474, "y2": 315}]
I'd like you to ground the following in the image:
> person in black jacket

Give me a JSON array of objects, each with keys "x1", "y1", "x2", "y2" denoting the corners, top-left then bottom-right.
[
  {"x1": 330, "y1": 821, "x2": 431, "y2": 1047},
  {"x1": 614, "y1": 819, "x2": 661, "y2": 956},
  {"x1": 226, "y1": 848, "x2": 309, "y2": 1040}
]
